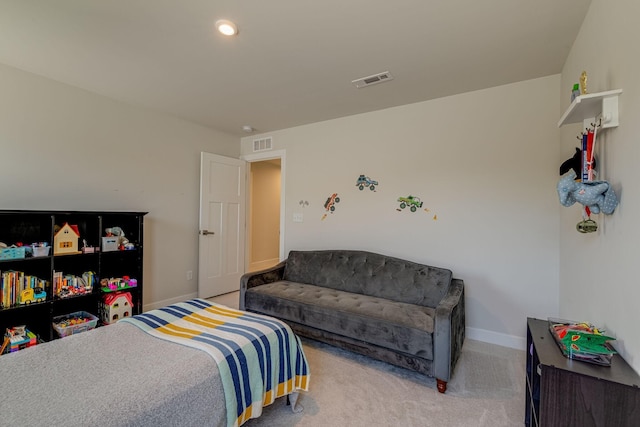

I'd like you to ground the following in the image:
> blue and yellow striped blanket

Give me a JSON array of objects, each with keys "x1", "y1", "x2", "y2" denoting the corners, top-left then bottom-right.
[{"x1": 120, "y1": 298, "x2": 310, "y2": 427}]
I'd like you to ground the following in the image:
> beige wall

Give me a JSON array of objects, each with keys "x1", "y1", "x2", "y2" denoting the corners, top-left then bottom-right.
[
  {"x1": 559, "y1": 0, "x2": 640, "y2": 372},
  {"x1": 242, "y1": 75, "x2": 562, "y2": 348},
  {"x1": 0, "y1": 63, "x2": 240, "y2": 309},
  {"x1": 249, "y1": 160, "x2": 281, "y2": 271}
]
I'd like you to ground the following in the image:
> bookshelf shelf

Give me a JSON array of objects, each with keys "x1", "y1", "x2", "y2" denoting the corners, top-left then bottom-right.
[{"x1": 558, "y1": 89, "x2": 622, "y2": 129}]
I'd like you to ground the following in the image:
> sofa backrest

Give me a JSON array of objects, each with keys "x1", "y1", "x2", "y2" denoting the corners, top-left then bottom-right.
[{"x1": 283, "y1": 250, "x2": 453, "y2": 308}]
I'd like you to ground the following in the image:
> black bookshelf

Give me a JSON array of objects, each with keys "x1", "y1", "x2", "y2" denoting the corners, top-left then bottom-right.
[{"x1": 0, "y1": 210, "x2": 146, "y2": 342}]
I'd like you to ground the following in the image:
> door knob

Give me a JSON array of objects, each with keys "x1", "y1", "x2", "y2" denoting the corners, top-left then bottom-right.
[{"x1": 200, "y1": 230, "x2": 215, "y2": 235}]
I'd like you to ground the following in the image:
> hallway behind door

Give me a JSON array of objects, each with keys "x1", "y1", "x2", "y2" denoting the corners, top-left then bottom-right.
[{"x1": 248, "y1": 159, "x2": 281, "y2": 272}]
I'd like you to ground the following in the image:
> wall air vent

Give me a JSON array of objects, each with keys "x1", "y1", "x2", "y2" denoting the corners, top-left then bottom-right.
[
  {"x1": 351, "y1": 71, "x2": 394, "y2": 89},
  {"x1": 253, "y1": 137, "x2": 273, "y2": 152}
]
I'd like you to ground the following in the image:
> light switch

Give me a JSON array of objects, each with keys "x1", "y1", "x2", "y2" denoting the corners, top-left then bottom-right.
[{"x1": 293, "y1": 212, "x2": 304, "y2": 222}]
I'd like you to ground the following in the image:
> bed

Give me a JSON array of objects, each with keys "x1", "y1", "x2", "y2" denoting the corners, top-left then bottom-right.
[{"x1": 0, "y1": 299, "x2": 310, "y2": 427}]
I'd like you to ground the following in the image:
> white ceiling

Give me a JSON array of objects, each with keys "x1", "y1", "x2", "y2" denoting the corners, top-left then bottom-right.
[{"x1": 0, "y1": 0, "x2": 591, "y2": 136}]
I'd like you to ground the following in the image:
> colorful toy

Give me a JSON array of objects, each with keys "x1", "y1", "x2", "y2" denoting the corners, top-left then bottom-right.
[
  {"x1": 4, "y1": 326, "x2": 37, "y2": 353},
  {"x1": 557, "y1": 170, "x2": 618, "y2": 215},
  {"x1": 580, "y1": 70, "x2": 588, "y2": 95},
  {"x1": 571, "y1": 83, "x2": 580, "y2": 102},
  {"x1": 19, "y1": 287, "x2": 46, "y2": 305},
  {"x1": 52, "y1": 311, "x2": 98, "y2": 337},
  {"x1": 100, "y1": 291, "x2": 133, "y2": 324},
  {"x1": 53, "y1": 271, "x2": 95, "y2": 298},
  {"x1": 81, "y1": 239, "x2": 96, "y2": 254},
  {"x1": 549, "y1": 318, "x2": 617, "y2": 366},
  {"x1": 53, "y1": 223, "x2": 81, "y2": 255},
  {"x1": 100, "y1": 276, "x2": 137, "y2": 292}
]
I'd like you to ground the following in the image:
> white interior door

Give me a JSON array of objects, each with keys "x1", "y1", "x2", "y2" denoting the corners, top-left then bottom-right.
[{"x1": 198, "y1": 152, "x2": 246, "y2": 298}]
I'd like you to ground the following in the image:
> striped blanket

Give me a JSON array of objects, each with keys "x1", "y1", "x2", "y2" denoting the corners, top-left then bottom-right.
[{"x1": 120, "y1": 298, "x2": 310, "y2": 427}]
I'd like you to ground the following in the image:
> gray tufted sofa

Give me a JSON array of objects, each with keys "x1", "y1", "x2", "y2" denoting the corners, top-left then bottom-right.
[{"x1": 240, "y1": 249, "x2": 465, "y2": 393}]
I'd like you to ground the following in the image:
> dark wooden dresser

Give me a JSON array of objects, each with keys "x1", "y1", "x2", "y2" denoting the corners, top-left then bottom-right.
[{"x1": 525, "y1": 317, "x2": 640, "y2": 427}]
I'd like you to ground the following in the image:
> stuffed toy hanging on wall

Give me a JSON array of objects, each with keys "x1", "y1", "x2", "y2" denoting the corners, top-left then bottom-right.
[{"x1": 557, "y1": 170, "x2": 618, "y2": 215}]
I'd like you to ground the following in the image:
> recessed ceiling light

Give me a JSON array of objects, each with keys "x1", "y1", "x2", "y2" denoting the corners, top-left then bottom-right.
[{"x1": 216, "y1": 19, "x2": 238, "y2": 36}]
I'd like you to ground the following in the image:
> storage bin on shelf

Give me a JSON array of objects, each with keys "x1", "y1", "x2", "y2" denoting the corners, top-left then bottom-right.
[
  {"x1": 52, "y1": 311, "x2": 98, "y2": 337},
  {"x1": 0, "y1": 245, "x2": 50, "y2": 260},
  {"x1": 32, "y1": 246, "x2": 50, "y2": 257},
  {"x1": 0, "y1": 246, "x2": 26, "y2": 260},
  {"x1": 101, "y1": 236, "x2": 119, "y2": 252}
]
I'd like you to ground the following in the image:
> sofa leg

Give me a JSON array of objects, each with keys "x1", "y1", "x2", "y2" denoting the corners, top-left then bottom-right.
[{"x1": 436, "y1": 379, "x2": 447, "y2": 393}]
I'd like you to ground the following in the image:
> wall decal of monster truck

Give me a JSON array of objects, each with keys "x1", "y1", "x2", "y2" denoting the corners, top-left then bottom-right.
[
  {"x1": 397, "y1": 195, "x2": 423, "y2": 212},
  {"x1": 356, "y1": 175, "x2": 378, "y2": 191},
  {"x1": 324, "y1": 193, "x2": 340, "y2": 212}
]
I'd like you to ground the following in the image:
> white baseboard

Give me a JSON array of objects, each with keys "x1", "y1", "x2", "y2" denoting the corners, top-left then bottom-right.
[
  {"x1": 143, "y1": 292, "x2": 198, "y2": 312},
  {"x1": 466, "y1": 326, "x2": 526, "y2": 350}
]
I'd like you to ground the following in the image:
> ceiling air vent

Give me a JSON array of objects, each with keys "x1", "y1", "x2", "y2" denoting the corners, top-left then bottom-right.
[
  {"x1": 351, "y1": 71, "x2": 394, "y2": 89},
  {"x1": 253, "y1": 137, "x2": 273, "y2": 152}
]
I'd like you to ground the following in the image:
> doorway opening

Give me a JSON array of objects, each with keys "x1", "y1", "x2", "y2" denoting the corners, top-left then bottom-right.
[{"x1": 243, "y1": 150, "x2": 285, "y2": 273}]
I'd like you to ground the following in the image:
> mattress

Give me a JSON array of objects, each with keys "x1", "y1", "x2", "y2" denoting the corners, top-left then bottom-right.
[{"x1": 0, "y1": 304, "x2": 298, "y2": 427}]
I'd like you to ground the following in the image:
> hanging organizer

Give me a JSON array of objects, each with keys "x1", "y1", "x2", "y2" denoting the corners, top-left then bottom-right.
[{"x1": 557, "y1": 89, "x2": 622, "y2": 232}]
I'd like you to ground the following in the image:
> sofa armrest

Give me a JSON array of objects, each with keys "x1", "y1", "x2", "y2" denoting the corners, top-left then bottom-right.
[
  {"x1": 433, "y1": 279, "x2": 465, "y2": 383},
  {"x1": 239, "y1": 261, "x2": 286, "y2": 310}
]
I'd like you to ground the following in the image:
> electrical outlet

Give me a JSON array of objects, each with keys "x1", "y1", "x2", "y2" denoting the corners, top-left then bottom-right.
[{"x1": 187, "y1": 270, "x2": 193, "y2": 280}]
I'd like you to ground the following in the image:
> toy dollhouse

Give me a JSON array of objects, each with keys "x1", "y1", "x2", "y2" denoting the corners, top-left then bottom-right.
[
  {"x1": 100, "y1": 292, "x2": 133, "y2": 325},
  {"x1": 53, "y1": 223, "x2": 81, "y2": 255}
]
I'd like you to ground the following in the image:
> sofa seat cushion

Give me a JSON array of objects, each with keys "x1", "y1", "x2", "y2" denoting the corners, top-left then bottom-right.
[{"x1": 245, "y1": 281, "x2": 435, "y2": 359}]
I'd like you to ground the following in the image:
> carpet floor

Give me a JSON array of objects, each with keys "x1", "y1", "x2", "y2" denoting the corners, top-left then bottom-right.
[{"x1": 244, "y1": 337, "x2": 526, "y2": 427}]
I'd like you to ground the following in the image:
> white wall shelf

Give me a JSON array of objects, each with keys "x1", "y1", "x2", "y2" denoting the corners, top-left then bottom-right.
[{"x1": 558, "y1": 89, "x2": 622, "y2": 129}]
